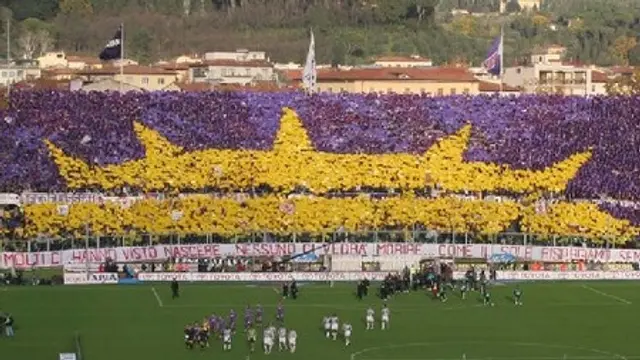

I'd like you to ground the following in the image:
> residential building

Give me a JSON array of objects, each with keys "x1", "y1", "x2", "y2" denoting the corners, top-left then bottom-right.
[
  {"x1": 42, "y1": 68, "x2": 78, "y2": 81},
  {"x1": 285, "y1": 67, "x2": 480, "y2": 95},
  {"x1": 81, "y1": 79, "x2": 144, "y2": 92},
  {"x1": 373, "y1": 55, "x2": 433, "y2": 68},
  {"x1": 591, "y1": 71, "x2": 609, "y2": 95},
  {"x1": 155, "y1": 63, "x2": 191, "y2": 82},
  {"x1": 530, "y1": 44, "x2": 567, "y2": 65},
  {"x1": 74, "y1": 66, "x2": 178, "y2": 91},
  {"x1": 173, "y1": 54, "x2": 201, "y2": 64},
  {"x1": 274, "y1": 62, "x2": 302, "y2": 70},
  {"x1": 66, "y1": 55, "x2": 103, "y2": 70},
  {"x1": 500, "y1": 0, "x2": 543, "y2": 13},
  {"x1": 0, "y1": 64, "x2": 41, "y2": 86},
  {"x1": 503, "y1": 63, "x2": 593, "y2": 95},
  {"x1": 189, "y1": 59, "x2": 275, "y2": 85},
  {"x1": 37, "y1": 52, "x2": 104, "y2": 69},
  {"x1": 37, "y1": 51, "x2": 68, "y2": 68},
  {"x1": 478, "y1": 81, "x2": 521, "y2": 96},
  {"x1": 204, "y1": 49, "x2": 267, "y2": 62}
]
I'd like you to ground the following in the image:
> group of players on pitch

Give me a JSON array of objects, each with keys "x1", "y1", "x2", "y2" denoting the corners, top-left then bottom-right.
[
  {"x1": 183, "y1": 302, "x2": 295, "y2": 353},
  {"x1": 322, "y1": 302, "x2": 390, "y2": 347},
  {"x1": 430, "y1": 280, "x2": 523, "y2": 307},
  {"x1": 183, "y1": 302, "x2": 397, "y2": 352}
]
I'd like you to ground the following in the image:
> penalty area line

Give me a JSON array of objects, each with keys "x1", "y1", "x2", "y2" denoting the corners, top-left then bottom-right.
[
  {"x1": 151, "y1": 286, "x2": 164, "y2": 307},
  {"x1": 580, "y1": 285, "x2": 632, "y2": 305}
]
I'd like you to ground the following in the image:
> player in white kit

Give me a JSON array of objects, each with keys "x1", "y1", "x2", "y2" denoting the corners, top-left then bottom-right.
[
  {"x1": 365, "y1": 307, "x2": 375, "y2": 330},
  {"x1": 278, "y1": 327, "x2": 287, "y2": 351},
  {"x1": 323, "y1": 316, "x2": 331, "y2": 338},
  {"x1": 288, "y1": 329, "x2": 297, "y2": 353},
  {"x1": 381, "y1": 304, "x2": 390, "y2": 330},
  {"x1": 222, "y1": 328, "x2": 232, "y2": 351},
  {"x1": 263, "y1": 326, "x2": 274, "y2": 354},
  {"x1": 330, "y1": 314, "x2": 339, "y2": 340},
  {"x1": 343, "y1": 322, "x2": 353, "y2": 346}
]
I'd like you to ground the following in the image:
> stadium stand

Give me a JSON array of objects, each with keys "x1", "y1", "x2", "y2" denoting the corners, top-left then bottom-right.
[{"x1": 1, "y1": 91, "x2": 639, "y2": 241}]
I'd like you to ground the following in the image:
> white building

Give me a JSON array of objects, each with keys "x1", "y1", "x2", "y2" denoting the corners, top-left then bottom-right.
[
  {"x1": 373, "y1": 55, "x2": 433, "y2": 68},
  {"x1": 0, "y1": 64, "x2": 41, "y2": 86},
  {"x1": 191, "y1": 49, "x2": 275, "y2": 85},
  {"x1": 204, "y1": 49, "x2": 268, "y2": 62}
]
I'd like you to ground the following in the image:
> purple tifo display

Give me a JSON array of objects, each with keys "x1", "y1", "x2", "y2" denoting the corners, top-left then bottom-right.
[{"x1": 1, "y1": 91, "x2": 640, "y2": 205}]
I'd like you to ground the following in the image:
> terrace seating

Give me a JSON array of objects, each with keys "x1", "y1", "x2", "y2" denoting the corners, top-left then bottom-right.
[{"x1": 2, "y1": 90, "x2": 640, "y2": 239}]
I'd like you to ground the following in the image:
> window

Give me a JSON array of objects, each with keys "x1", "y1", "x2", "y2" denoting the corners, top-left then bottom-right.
[
  {"x1": 158, "y1": 78, "x2": 165, "y2": 85},
  {"x1": 221, "y1": 68, "x2": 229, "y2": 76},
  {"x1": 1, "y1": 72, "x2": 6, "y2": 78},
  {"x1": 340, "y1": 87, "x2": 345, "y2": 92},
  {"x1": 591, "y1": 85, "x2": 596, "y2": 93},
  {"x1": 369, "y1": 87, "x2": 375, "y2": 93},
  {"x1": 404, "y1": 88, "x2": 411, "y2": 94},
  {"x1": 437, "y1": 88, "x2": 444, "y2": 96},
  {"x1": 16, "y1": 70, "x2": 23, "y2": 77},
  {"x1": 245, "y1": 68, "x2": 251, "y2": 75},
  {"x1": 192, "y1": 68, "x2": 207, "y2": 78},
  {"x1": 450, "y1": 88, "x2": 457, "y2": 95},
  {"x1": 420, "y1": 88, "x2": 426, "y2": 94},
  {"x1": 327, "y1": 87, "x2": 333, "y2": 93},
  {"x1": 516, "y1": 68, "x2": 521, "y2": 74},
  {"x1": 387, "y1": 88, "x2": 393, "y2": 94},
  {"x1": 141, "y1": 77, "x2": 149, "y2": 84},
  {"x1": 463, "y1": 88, "x2": 470, "y2": 95},
  {"x1": 8, "y1": 71, "x2": 14, "y2": 77}
]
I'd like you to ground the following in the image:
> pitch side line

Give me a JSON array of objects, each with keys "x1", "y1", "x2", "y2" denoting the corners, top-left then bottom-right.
[
  {"x1": 580, "y1": 285, "x2": 632, "y2": 305},
  {"x1": 356, "y1": 357, "x2": 640, "y2": 360},
  {"x1": 151, "y1": 286, "x2": 164, "y2": 307},
  {"x1": 349, "y1": 341, "x2": 630, "y2": 360}
]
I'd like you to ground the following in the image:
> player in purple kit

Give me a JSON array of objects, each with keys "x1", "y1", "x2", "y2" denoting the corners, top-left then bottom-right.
[
  {"x1": 255, "y1": 304, "x2": 263, "y2": 325},
  {"x1": 208, "y1": 314, "x2": 217, "y2": 331},
  {"x1": 244, "y1": 305, "x2": 254, "y2": 331},
  {"x1": 276, "y1": 301, "x2": 285, "y2": 324},
  {"x1": 229, "y1": 309, "x2": 237, "y2": 332},
  {"x1": 217, "y1": 316, "x2": 226, "y2": 337}
]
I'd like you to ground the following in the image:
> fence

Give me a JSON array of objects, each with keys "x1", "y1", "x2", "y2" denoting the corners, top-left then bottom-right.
[{"x1": 1, "y1": 230, "x2": 626, "y2": 253}]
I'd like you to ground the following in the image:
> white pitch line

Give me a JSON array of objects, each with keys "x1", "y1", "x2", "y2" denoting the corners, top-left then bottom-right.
[
  {"x1": 356, "y1": 357, "x2": 640, "y2": 360},
  {"x1": 272, "y1": 287, "x2": 280, "y2": 295},
  {"x1": 581, "y1": 285, "x2": 632, "y2": 305},
  {"x1": 151, "y1": 286, "x2": 164, "y2": 307}
]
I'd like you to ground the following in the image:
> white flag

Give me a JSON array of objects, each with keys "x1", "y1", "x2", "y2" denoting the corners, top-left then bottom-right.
[{"x1": 303, "y1": 29, "x2": 317, "y2": 94}]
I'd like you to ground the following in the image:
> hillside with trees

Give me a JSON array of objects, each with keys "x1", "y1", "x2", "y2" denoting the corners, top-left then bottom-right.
[{"x1": 1, "y1": 0, "x2": 640, "y2": 66}]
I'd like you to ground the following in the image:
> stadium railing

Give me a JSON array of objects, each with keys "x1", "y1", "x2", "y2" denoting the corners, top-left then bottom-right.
[{"x1": 1, "y1": 230, "x2": 630, "y2": 253}]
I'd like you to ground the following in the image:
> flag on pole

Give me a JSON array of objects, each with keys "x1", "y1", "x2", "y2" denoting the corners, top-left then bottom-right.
[
  {"x1": 302, "y1": 29, "x2": 317, "y2": 94},
  {"x1": 482, "y1": 32, "x2": 503, "y2": 76},
  {"x1": 99, "y1": 26, "x2": 123, "y2": 61}
]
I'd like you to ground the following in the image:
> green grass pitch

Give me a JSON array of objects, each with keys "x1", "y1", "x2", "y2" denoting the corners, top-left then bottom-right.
[{"x1": 1, "y1": 281, "x2": 639, "y2": 360}]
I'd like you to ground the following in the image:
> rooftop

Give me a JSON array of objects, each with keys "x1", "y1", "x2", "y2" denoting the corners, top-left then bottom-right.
[
  {"x1": 75, "y1": 65, "x2": 178, "y2": 76},
  {"x1": 191, "y1": 59, "x2": 273, "y2": 68},
  {"x1": 478, "y1": 81, "x2": 520, "y2": 92},
  {"x1": 284, "y1": 67, "x2": 477, "y2": 82}
]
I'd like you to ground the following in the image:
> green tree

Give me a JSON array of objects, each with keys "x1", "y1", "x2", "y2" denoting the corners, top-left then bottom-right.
[
  {"x1": 3, "y1": 0, "x2": 59, "y2": 21},
  {"x1": 128, "y1": 29, "x2": 153, "y2": 64},
  {"x1": 505, "y1": 0, "x2": 521, "y2": 13},
  {"x1": 59, "y1": 0, "x2": 93, "y2": 16},
  {"x1": 16, "y1": 18, "x2": 54, "y2": 59}
]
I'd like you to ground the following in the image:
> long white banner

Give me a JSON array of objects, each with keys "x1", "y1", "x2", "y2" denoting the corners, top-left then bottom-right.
[
  {"x1": 55, "y1": 270, "x2": 638, "y2": 284},
  {"x1": 4, "y1": 243, "x2": 640, "y2": 269}
]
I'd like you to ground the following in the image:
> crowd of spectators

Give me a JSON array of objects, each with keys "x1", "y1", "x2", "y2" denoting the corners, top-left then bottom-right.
[{"x1": 1, "y1": 91, "x2": 640, "y2": 240}]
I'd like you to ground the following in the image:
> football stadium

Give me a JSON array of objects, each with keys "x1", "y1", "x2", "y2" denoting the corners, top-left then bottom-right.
[{"x1": 1, "y1": 91, "x2": 640, "y2": 360}]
